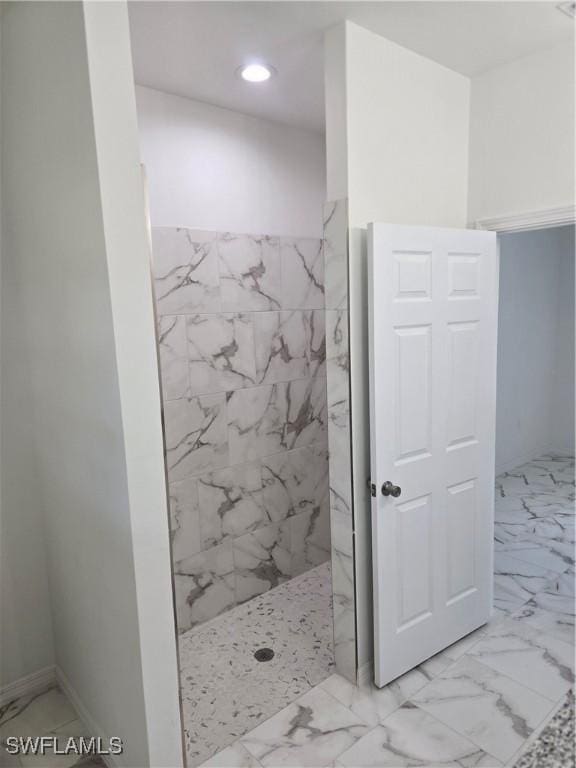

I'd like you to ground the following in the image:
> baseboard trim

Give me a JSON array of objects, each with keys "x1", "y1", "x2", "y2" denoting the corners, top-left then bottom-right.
[
  {"x1": 0, "y1": 666, "x2": 56, "y2": 707},
  {"x1": 55, "y1": 666, "x2": 121, "y2": 768}
]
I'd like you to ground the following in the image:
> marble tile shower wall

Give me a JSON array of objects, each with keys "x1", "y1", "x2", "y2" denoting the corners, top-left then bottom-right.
[
  {"x1": 323, "y1": 200, "x2": 357, "y2": 683},
  {"x1": 152, "y1": 227, "x2": 331, "y2": 633}
]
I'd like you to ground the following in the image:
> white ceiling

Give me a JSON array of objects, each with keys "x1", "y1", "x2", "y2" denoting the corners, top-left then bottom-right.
[{"x1": 128, "y1": 1, "x2": 574, "y2": 133}]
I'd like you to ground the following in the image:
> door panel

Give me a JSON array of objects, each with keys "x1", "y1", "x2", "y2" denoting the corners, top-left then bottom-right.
[{"x1": 368, "y1": 223, "x2": 498, "y2": 688}]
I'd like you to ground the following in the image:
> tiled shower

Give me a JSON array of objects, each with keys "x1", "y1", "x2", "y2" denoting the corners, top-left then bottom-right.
[{"x1": 152, "y1": 227, "x2": 331, "y2": 632}]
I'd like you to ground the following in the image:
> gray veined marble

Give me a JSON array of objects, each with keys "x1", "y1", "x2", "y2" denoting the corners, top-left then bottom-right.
[
  {"x1": 337, "y1": 702, "x2": 501, "y2": 767},
  {"x1": 321, "y1": 667, "x2": 433, "y2": 729},
  {"x1": 325, "y1": 307, "x2": 355, "y2": 683},
  {"x1": 227, "y1": 384, "x2": 287, "y2": 463},
  {"x1": 411, "y1": 656, "x2": 554, "y2": 763},
  {"x1": 157, "y1": 314, "x2": 189, "y2": 401},
  {"x1": 323, "y1": 200, "x2": 348, "y2": 311},
  {"x1": 262, "y1": 443, "x2": 329, "y2": 522},
  {"x1": 280, "y1": 238, "x2": 325, "y2": 310},
  {"x1": 169, "y1": 476, "x2": 202, "y2": 563},
  {"x1": 227, "y1": 379, "x2": 327, "y2": 464},
  {"x1": 233, "y1": 520, "x2": 292, "y2": 604},
  {"x1": 179, "y1": 564, "x2": 334, "y2": 767},
  {"x1": 290, "y1": 498, "x2": 331, "y2": 576},
  {"x1": 511, "y1": 592, "x2": 575, "y2": 644},
  {"x1": 152, "y1": 228, "x2": 220, "y2": 315},
  {"x1": 283, "y1": 377, "x2": 328, "y2": 450},
  {"x1": 240, "y1": 685, "x2": 368, "y2": 767},
  {"x1": 164, "y1": 394, "x2": 228, "y2": 480},
  {"x1": 197, "y1": 462, "x2": 268, "y2": 548},
  {"x1": 468, "y1": 618, "x2": 574, "y2": 702},
  {"x1": 493, "y1": 551, "x2": 558, "y2": 614},
  {"x1": 186, "y1": 313, "x2": 257, "y2": 394},
  {"x1": 174, "y1": 541, "x2": 236, "y2": 631},
  {"x1": 218, "y1": 233, "x2": 281, "y2": 312},
  {"x1": 254, "y1": 310, "x2": 326, "y2": 385},
  {"x1": 253, "y1": 311, "x2": 309, "y2": 385}
]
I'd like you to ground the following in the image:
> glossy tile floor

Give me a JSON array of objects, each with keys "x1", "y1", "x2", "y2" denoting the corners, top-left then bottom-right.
[
  {"x1": 0, "y1": 685, "x2": 104, "y2": 768},
  {"x1": 200, "y1": 455, "x2": 575, "y2": 768},
  {"x1": 1, "y1": 456, "x2": 572, "y2": 768},
  {"x1": 179, "y1": 562, "x2": 334, "y2": 766}
]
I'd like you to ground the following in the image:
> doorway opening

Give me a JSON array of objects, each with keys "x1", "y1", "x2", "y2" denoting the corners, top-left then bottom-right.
[{"x1": 493, "y1": 225, "x2": 575, "y2": 629}]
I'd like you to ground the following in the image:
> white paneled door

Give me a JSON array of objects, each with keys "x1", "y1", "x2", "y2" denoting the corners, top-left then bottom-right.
[{"x1": 368, "y1": 223, "x2": 498, "y2": 688}]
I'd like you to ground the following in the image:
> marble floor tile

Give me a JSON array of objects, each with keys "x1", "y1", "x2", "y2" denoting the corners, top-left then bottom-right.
[
  {"x1": 419, "y1": 626, "x2": 489, "y2": 678},
  {"x1": 240, "y1": 686, "x2": 368, "y2": 767},
  {"x1": 320, "y1": 665, "x2": 433, "y2": 728},
  {"x1": 493, "y1": 552, "x2": 558, "y2": 614},
  {"x1": 510, "y1": 591, "x2": 574, "y2": 644},
  {"x1": 0, "y1": 687, "x2": 77, "y2": 741},
  {"x1": 468, "y1": 618, "x2": 574, "y2": 701},
  {"x1": 179, "y1": 563, "x2": 334, "y2": 767},
  {"x1": 199, "y1": 743, "x2": 262, "y2": 768},
  {"x1": 336, "y1": 703, "x2": 502, "y2": 767},
  {"x1": 0, "y1": 688, "x2": 93, "y2": 768},
  {"x1": 18, "y1": 720, "x2": 89, "y2": 768},
  {"x1": 178, "y1": 455, "x2": 572, "y2": 768},
  {"x1": 494, "y1": 540, "x2": 573, "y2": 575},
  {"x1": 411, "y1": 657, "x2": 554, "y2": 762}
]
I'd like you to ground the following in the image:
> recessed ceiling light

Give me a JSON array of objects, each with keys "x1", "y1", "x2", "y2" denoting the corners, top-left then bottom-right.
[
  {"x1": 557, "y1": 2, "x2": 576, "y2": 18},
  {"x1": 238, "y1": 63, "x2": 275, "y2": 83}
]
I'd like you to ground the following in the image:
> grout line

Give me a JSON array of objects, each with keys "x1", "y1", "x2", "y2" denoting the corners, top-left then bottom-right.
[{"x1": 504, "y1": 689, "x2": 571, "y2": 766}]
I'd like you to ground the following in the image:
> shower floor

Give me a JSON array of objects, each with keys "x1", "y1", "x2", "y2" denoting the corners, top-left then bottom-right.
[{"x1": 178, "y1": 561, "x2": 334, "y2": 767}]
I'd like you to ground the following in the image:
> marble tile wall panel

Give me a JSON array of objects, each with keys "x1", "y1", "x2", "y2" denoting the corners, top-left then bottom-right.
[
  {"x1": 153, "y1": 228, "x2": 220, "y2": 315},
  {"x1": 262, "y1": 443, "x2": 329, "y2": 522},
  {"x1": 218, "y1": 233, "x2": 281, "y2": 312},
  {"x1": 323, "y1": 200, "x2": 357, "y2": 683},
  {"x1": 233, "y1": 520, "x2": 292, "y2": 604},
  {"x1": 164, "y1": 394, "x2": 228, "y2": 480},
  {"x1": 186, "y1": 313, "x2": 257, "y2": 394},
  {"x1": 169, "y1": 477, "x2": 202, "y2": 563},
  {"x1": 280, "y1": 238, "x2": 325, "y2": 309},
  {"x1": 174, "y1": 542, "x2": 236, "y2": 632},
  {"x1": 323, "y1": 200, "x2": 349, "y2": 310},
  {"x1": 151, "y1": 225, "x2": 332, "y2": 632},
  {"x1": 158, "y1": 315, "x2": 189, "y2": 401}
]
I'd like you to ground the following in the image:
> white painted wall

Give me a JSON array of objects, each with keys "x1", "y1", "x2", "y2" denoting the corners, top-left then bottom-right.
[
  {"x1": 554, "y1": 230, "x2": 575, "y2": 456},
  {"x1": 0, "y1": 3, "x2": 56, "y2": 691},
  {"x1": 497, "y1": 226, "x2": 575, "y2": 472},
  {"x1": 325, "y1": 21, "x2": 471, "y2": 671},
  {"x1": 469, "y1": 41, "x2": 575, "y2": 223},
  {"x1": 1, "y1": 3, "x2": 181, "y2": 765},
  {"x1": 135, "y1": 85, "x2": 326, "y2": 237}
]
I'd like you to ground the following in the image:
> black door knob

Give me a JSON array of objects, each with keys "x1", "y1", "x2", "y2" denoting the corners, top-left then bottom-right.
[{"x1": 381, "y1": 481, "x2": 402, "y2": 498}]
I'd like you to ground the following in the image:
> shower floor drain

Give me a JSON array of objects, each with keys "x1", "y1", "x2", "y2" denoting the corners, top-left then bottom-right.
[{"x1": 254, "y1": 647, "x2": 274, "y2": 662}]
